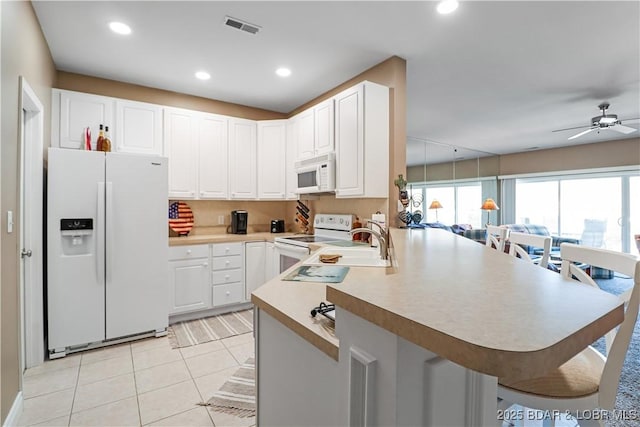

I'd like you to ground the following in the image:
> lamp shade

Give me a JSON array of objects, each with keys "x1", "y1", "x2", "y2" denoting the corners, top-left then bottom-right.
[
  {"x1": 481, "y1": 198, "x2": 499, "y2": 211},
  {"x1": 428, "y1": 200, "x2": 443, "y2": 210}
]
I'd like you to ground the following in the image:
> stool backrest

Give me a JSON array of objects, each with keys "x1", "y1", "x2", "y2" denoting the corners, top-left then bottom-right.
[
  {"x1": 486, "y1": 225, "x2": 508, "y2": 252},
  {"x1": 560, "y1": 243, "x2": 640, "y2": 410},
  {"x1": 507, "y1": 231, "x2": 551, "y2": 268}
]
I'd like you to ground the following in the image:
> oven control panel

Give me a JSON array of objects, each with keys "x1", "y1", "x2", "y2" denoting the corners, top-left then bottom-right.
[{"x1": 314, "y1": 214, "x2": 355, "y2": 232}]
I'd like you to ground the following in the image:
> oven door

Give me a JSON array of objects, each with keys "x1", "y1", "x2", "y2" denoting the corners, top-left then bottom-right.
[{"x1": 274, "y1": 242, "x2": 310, "y2": 273}]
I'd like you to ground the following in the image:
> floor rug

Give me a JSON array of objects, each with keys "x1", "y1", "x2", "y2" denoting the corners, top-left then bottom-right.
[
  {"x1": 168, "y1": 309, "x2": 253, "y2": 349},
  {"x1": 200, "y1": 358, "x2": 256, "y2": 418}
]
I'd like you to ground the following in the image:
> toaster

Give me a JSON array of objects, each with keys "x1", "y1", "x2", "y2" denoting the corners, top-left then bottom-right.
[{"x1": 270, "y1": 219, "x2": 285, "y2": 233}]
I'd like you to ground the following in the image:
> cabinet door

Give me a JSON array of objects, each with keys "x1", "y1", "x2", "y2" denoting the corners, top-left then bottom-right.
[
  {"x1": 295, "y1": 108, "x2": 315, "y2": 160},
  {"x1": 169, "y1": 258, "x2": 211, "y2": 315},
  {"x1": 265, "y1": 242, "x2": 278, "y2": 281},
  {"x1": 229, "y1": 118, "x2": 257, "y2": 199},
  {"x1": 165, "y1": 108, "x2": 197, "y2": 199},
  {"x1": 115, "y1": 100, "x2": 163, "y2": 155},
  {"x1": 335, "y1": 85, "x2": 364, "y2": 197},
  {"x1": 285, "y1": 119, "x2": 299, "y2": 200},
  {"x1": 257, "y1": 121, "x2": 286, "y2": 199},
  {"x1": 198, "y1": 114, "x2": 229, "y2": 199},
  {"x1": 245, "y1": 242, "x2": 266, "y2": 301},
  {"x1": 57, "y1": 90, "x2": 114, "y2": 149},
  {"x1": 314, "y1": 99, "x2": 334, "y2": 155}
]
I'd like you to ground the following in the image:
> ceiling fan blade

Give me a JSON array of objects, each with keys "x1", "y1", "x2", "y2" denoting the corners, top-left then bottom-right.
[
  {"x1": 552, "y1": 125, "x2": 591, "y2": 133},
  {"x1": 568, "y1": 128, "x2": 597, "y2": 140},
  {"x1": 611, "y1": 124, "x2": 637, "y2": 134}
]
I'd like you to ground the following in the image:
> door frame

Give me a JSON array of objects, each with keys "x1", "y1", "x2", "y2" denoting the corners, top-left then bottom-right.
[{"x1": 19, "y1": 76, "x2": 45, "y2": 369}]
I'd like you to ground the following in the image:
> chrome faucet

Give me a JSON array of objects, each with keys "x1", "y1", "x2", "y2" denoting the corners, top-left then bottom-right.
[{"x1": 349, "y1": 219, "x2": 389, "y2": 260}]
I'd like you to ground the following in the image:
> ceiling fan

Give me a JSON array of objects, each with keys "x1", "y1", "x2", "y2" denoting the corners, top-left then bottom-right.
[{"x1": 552, "y1": 102, "x2": 639, "y2": 140}]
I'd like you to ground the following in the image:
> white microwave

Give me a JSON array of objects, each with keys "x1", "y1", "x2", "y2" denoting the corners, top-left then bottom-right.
[{"x1": 294, "y1": 153, "x2": 336, "y2": 194}]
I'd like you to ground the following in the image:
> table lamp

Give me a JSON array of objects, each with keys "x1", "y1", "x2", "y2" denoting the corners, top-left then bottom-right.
[
  {"x1": 428, "y1": 199, "x2": 443, "y2": 222},
  {"x1": 481, "y1": 198, "x2": 499, "y2": 226}
]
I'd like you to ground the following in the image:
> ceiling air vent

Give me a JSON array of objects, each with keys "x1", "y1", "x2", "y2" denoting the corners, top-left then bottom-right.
[{"x1": 224, "y1": 16, "x2": 261, "y2": 35}]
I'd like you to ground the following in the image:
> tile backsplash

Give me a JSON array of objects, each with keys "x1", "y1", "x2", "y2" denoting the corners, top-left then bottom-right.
[
  {"x1": 170, "y1": 197, "x2": 390, "y2": 236},
  {"x1": 172, "y1": 200, "x2": 296, "y2": 234}
]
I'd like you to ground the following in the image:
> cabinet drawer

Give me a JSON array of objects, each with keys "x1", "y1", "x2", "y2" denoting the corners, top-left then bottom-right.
[
  {"x1": 212, "y1": 242, "x2": 242, "y2": 257},
  {"x1": 212, "y1": 269, "x2": 243, "y2": 285},
  {"x1": 213, "y1": 282, "x2": 245, "y2": 307},
  {"x1": 212, "y1": 255, "x2": 242, "y2": 271},
  {"x1": 169, "y1": 244, "x2": 209, "y2": 260}
]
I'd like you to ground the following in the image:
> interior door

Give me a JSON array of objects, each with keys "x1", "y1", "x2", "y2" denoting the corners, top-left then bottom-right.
[
  {"x1": 19, "y1": 78, "x2": 45, "y2": 368},
  {"x1": 105, "y1": 153, "x2": 168, "y2": 339}
]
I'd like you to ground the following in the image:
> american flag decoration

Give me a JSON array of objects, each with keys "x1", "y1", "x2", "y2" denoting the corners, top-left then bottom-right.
[{"x1": 168, "y1": 201, "x2": 194, "y2": 236}]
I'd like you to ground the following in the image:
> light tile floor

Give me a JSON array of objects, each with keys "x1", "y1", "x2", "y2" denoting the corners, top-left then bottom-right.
[{"x1": 17, "y1": 333, "x2": 255, "y2": 427}]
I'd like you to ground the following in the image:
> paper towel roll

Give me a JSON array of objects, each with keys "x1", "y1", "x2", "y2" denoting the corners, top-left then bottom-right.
[{"x1": 370, "y1": 213, "x2": 386, "y2": 248}]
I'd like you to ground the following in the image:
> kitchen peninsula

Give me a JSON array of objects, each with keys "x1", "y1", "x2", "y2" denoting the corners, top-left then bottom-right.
[{"x1": 251, "y1": 228, "x2": 624, "y2": 426}]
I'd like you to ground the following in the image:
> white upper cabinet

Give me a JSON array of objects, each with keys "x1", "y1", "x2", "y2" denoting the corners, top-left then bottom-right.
[
  {"x1": 257, "y1": 120, "x2": 286, "y2": 199},
  {"x1": 164, "y1": 107, "x2": 197, "y2": 199},
  {"x1": 198, "y1": 113, "x2": 229, "y2": 199},
  {"x1": 314, "y1": 99, "x2": 334, "y2": 155},
  {"x1": 115, "y1": 100, "x2": 163, "y2": 155},
  {"x1": 53, "y1": 89, "x2": 114, "y2": 150},
  {"x1": 285, "y1": 119, "x2": 299, "y2": 200},
  {"x1": 294, "y1": 99, "x2": 335, "y2": 161},
  {"x1": 334, "y1": 81, "x2": 389, "y2": 198},
  {"x1": 295, "y1": 107, "x2": 315, "y2": 160},
  {"x1": 229, "y1": 118, "x2": 257, "y2": 199}
]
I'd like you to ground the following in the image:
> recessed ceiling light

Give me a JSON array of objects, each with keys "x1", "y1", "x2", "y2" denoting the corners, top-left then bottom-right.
[
  {"x1": 437, "y1": 0, "x2": 459, "y2": 14},
  {"x1": 109, "y1": 22, "x2": 132, "y2": 35},
  {"x1": 276, "y1": 68, "x2": 292, "y2": 77},
  {"x1": 195, "y1": 71, "x2": 211, "y2": 80}
]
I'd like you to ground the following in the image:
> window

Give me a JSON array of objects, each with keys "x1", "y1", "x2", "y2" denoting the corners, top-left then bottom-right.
[
  {"x1": 425, "y1": 187, "x2": 454, "y2": 223},
  {"x1": 514, "y1": 181, "x2": 558, "y2": 233},
  {"x1": 560, "y1": 177, "x2": 621, "y2": 251},
  {"x1": 512, "y1": 170, "x2": 639, "y2": 254},
  {"x1": 408, "y1": 180, "x2": 487, "y2": 228},
  {"x1": 631, "y1": 176, "x2": 640, "y2": 255}
]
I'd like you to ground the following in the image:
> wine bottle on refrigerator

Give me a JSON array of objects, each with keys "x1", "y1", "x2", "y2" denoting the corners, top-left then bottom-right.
[
  {"x1": 96, "y1": 124, "x2": 105, "y2": 151},
  {"x1": 103, "y1": 126, "x2": 112, "y2": 152}
]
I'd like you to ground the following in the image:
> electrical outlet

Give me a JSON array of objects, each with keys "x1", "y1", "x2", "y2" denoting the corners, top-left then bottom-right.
[{"x1": 218, "y1": 215, "x2": 225, "y2": 225}]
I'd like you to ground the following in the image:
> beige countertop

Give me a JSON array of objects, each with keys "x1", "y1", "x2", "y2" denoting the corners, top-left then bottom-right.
[{"x1": 252, "y1": 228, "x2": 624, "y2": 380}]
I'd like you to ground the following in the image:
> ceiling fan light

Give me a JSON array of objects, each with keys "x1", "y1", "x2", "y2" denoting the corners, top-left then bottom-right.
[{"x1": 600, "y1": 116, "x2": 617, "y2": 125}]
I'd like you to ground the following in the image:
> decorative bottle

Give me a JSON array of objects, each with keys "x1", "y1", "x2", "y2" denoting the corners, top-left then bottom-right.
[
  {"x1": 103, "y1": 126, "x2": 112, "y2": 152},
  {"x1": 96, "y1": 124, "x2": 105, "y2": 151}
]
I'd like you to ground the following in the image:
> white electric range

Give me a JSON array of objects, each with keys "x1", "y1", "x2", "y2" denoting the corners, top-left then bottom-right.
[{"x1": 273, "y1": 214, "x2": 355, "y2": 272}]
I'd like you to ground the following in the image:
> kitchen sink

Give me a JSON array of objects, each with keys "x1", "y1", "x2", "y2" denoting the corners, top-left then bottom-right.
[{"x1": 304, "y1": 246, "x2": 390, "y2": 268}]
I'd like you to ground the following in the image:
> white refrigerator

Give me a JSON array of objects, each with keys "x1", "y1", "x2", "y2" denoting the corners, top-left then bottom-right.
[{"x1": 47, "y1": 148, "x2": 168, "y2": 357}]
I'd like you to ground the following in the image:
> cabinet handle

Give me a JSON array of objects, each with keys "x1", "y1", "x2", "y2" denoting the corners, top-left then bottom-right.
[
  {"x1": 225, "y1": 247, "x2": 230, "y2": 253},
  {"x1": 225, "y1": 260, "x2": 230, "y2": 265},
  {"x1": 202, "y1": 263, "x2": 208, "y2": 267},
  {"x1": 225, "y1": 275, "x2": 230, "y2": 280},
  {"x1": 186, "y1": 249, "x2": 192, "y2": 255},
  {"x1": 226, "y1": 291, "x2": 231, "y2": 296}
]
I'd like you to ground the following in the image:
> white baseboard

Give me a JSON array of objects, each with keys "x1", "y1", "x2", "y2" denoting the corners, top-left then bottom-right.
[{"x1": 3, "y1": 391, "x2": 23, "y2": 427}]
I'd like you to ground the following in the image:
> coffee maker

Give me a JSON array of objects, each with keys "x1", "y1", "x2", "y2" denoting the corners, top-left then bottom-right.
[{"x1": 231, "y1": 210, "x2": 248, "y2": 234}]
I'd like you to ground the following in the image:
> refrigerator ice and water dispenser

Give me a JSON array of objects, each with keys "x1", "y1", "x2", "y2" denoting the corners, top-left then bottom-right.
[{"x1": 60, "y1": 218, "x2": 93, "y2": 255}]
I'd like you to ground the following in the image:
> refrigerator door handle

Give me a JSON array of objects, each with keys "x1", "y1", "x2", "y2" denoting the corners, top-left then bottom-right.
[
  {"x1": 106, "y1": 182, "x2": 114, "y2": 285},
  {"x1": 97, "y1": 182, "x2": 105, "y2": 283}
]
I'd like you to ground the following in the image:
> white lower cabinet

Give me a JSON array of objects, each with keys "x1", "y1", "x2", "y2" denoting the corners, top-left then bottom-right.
[
  {"x1": 168, "y1": 245, "x2": 211, "y2": 315},
  {"x1": 211, "y1": 242, "x2": 245, "y2": 307},
  {"x1": 245, "y1": 242, "x2": 266, "y2": 300},
  {"x1": 265, "y1": 242, "x2": 278, "y2": 282}
]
